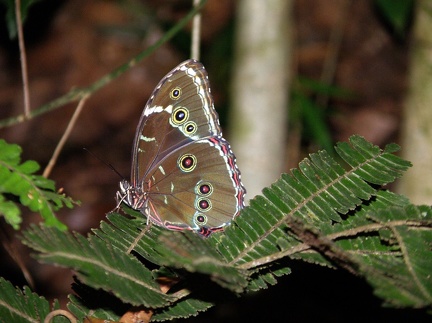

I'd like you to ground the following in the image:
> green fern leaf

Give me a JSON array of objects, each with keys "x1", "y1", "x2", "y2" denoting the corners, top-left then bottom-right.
[
  {"x1": 67, "y1": 274, "x2": 214, "y2": 322},
  {"x1": 21, "y1": 224, "x2": 175, "y2": 307},
  {"x1": 2, "y1": 0, "x2": 39, "y2": 39},
  {"x1": 94, "y1": 213, "x2": 249, "y2": 293},
  {"x1": 91, "y1": 137, "x2": 417, "y2": 308},
  {"x1": 95, "y1": 212, "x2": 167, "y2": 264},
  {"x1": 215, "y1": 136, "x2": 411, "y2": 267},
  {"x1": 359, "y1": 205, "x2": 432, "y2": 307},
  {"x1": 152, "y1": 298, "x2": 214, "y2": 321},
  {"x1": 67, "y1": 291, "x2": 123, "y2": 322},
  {"x1": 0, "y1": 139, "x2": 77, "y2": 230},
  {"x1": 271, "y1": 194, "x2": 431, "y2": 308},
  {"x1": 156, "y1": 231, "x2": 249, "y2": 292},
  {"x1": 0, "y1": 277, "x2": 57, "y2": 322},
  {"x1": 0, "y1": 194, "x2": 21, "y2": 228},
  {"x1": 20, "y1": 135, "x2": 430, "y2": 317},
  {"x1": 247, "y1": 266, "x2": 292, "y2": 292}
]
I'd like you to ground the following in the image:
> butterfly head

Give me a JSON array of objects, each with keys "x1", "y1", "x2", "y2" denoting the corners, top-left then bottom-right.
[{"x1": 117, "y1": 179, "x2": 148, "y2": 211}]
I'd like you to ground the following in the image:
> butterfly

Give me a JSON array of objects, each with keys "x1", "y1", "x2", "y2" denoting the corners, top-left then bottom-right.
[{"x1": 117, "y1": 59, "x2": 246, "y2": 237}]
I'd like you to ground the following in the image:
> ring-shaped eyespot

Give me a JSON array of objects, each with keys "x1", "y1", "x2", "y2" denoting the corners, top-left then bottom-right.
[
  {"x1": 196, "y1": 181, "x2": 213, "y2": 197},
  {"x1": 170, "y1": 87, "x2": 182, "y2": 100},
  {"x1": 194, "y1": 213, "x2": 208, "y2": 226},
  {"x1": 196, "y1": 198, "x2": 212, "y2": 212},
  {"x1": 171, "y1": 107, "x2": 188, "y2": 125},
  {"x1": 183, "y1": 121, "x2": 197, "y2": 135},
  {"x1": 178, "y1": 154, "x2": 197, "y2": 172}
]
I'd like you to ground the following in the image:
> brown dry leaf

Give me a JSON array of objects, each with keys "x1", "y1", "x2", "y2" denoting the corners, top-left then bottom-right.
[
  {"x1": 84, "y1": 318, "x2": 118, "y2": 323},
  {"x1": 119, "y1": 308, "x2": 153, "y2": 323}
]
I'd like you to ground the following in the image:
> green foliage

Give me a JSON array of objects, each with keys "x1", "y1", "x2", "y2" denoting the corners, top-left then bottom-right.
[
  {"x1": 1, "y1": 136, "x2": 430, "y2": 322},
  {"x1": 291, "y1": 77, "x2": 355, "y2": 154},
  {"x1": 291, "y1": 90, "x2": 333, "y2": 154},
  {"x1": 0, "y1": 277, "x2": 65, "y2": 323},
  {"x1": 374, "y1": 0, "x2": 413, "y2": 38},
  {"x1": 22, "y1": 223, "x2": 175, "y2": 308},
  {"x1": 0, "y1": 139, "x2": 76, "y2": 230},
  {"x1": 361, "y1": 205, "x2": 432, "y2": 307},
  {"x1": 0, "y1": 0, "x2": 41, "y2": 39}
]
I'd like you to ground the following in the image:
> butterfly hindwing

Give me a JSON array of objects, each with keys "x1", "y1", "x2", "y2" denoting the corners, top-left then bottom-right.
[{"x1": 143, "y1": 137, "x2": 244, "y2": 233}]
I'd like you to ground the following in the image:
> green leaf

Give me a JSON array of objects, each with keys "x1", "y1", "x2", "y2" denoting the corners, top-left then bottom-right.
[
  {"x1": 374, "y1": 0, "x2": 413, "y2": 38},
  {"x1": 95, "y1": 213, "x2": 249, "y2": 293},
  {"x1": 360, "y1": 205, "x2": 432, "y2": 307},
  {"x1": 292, "y1": 92, "x2": 334, "y2": 153},
  {"x1": 291, "y1": 77, "x2": 356, "y2": 153},
  {"x1": 94, "y1": 212, "x2": 167, "y2": 264},
  {"x1": 67, "y1": 287, "x2": 123, "y2": 322},
  {"x1": 0, "y1": 194, "x2": 21, "y2": 228},
  {"x1": 215, "y1": 136, "x2": 411, "y2": 268},
  {"x1": 0, "y1": 277, "x2": 57, "y2": 322},
  {"x1": 20, "y1": 135, "x2": 432, "y2": 318},
  {"x1": 0, "y1": 139, "x2": 77, "y2": 230},
  {"x1": 275, "y1": 199, "x2": 432, "y2": 308},
  {"x1": 247, "y1": 266, "x2": 292, "y2": 292},
  {"x1": 0, "y1": 0, "x2": 41, "y2": 39},
  {"x1": 21, "y1": 224, "x2": 175, "y2": 308},
  {"x1": 295, "y1": 76, "x2": 356, "y2": 99},
  {"x1": 156, "y1": 231, "x2": 249, "y2": 293},
  {"x1": 152, "y1": 298, "x2": 214, "y2": 321},
  {"x1": 17, "y1": 160, "x2": 40, "y2": 173}
]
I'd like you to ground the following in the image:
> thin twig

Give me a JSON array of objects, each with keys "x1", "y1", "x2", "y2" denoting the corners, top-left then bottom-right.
[
  {"x1": 15, "y1": 0, "x2": 31, "y2": 117},
  {"x1": 191, "y1": 0, "x2": 202, "y2": 60},
  {"x1": 43, "y1": 95, "x2": 89, "y2": 178}
]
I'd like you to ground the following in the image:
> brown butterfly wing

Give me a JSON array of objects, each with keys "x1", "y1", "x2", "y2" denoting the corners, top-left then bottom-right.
[
  {"x1": 130, "y1": 60, "x2": 222, "y2": 186},
  {"x1": 120, "y1": 59, "x2": 246, "y2": 236},
  {"x1": 143, "y1": 137, "x2": 245, "y2": 234}
]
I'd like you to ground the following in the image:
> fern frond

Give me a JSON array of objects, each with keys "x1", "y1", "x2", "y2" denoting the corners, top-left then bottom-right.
[
  {"x1": 94, "y1": 212, "x2": 166, "y2": 264},
  {"x1": 0, "y1": 277, "x2": 56, "y2": 322},
  {"x1": 152, "y1": 298, "x2": 214, "y2": 321},
  {"x1": 284, "y1": 203, "x2": 432, "y2": 307},
  {"x1": 246, "y1": 266, "x2": 292, "y2": 292},
  {"x1": 156, "y1": 231, "x2": 249, "y2": 292},
  {"x1": 0, "y1": 139, "x2": 77, "y2": 230},
  {"x1": 67, "y1": 291, "x2": 122, "y2": 322},
  {"x1": 215, "y1": 136, "x2": 411, "y2": 267},
  {"x1": 21, "y1": 225, "x2": 175, "y2": 307},
  {"x1": 19, "y1": 135, "x2": 431, "y2": 318},
  {"x1": 94, "y1": 213, "x2": 249, "y2": 293},
  {"x1": 359, "y1": 205, "x2": 432, "y2": 307}
]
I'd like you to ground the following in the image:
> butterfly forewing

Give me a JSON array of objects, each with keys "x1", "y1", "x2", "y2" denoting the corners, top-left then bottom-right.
[{"x1": 131, "y1": 60, "x2": 222, "y2": 183}]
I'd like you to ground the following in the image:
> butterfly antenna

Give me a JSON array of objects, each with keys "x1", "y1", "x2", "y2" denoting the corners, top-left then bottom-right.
[{"x1": 83, "y1": 148, "x2": 125, "y2": 180}]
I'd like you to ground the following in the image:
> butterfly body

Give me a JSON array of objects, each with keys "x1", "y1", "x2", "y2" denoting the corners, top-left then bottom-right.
[{"x1": 118, "y1": 60, "x2": 245, "y2": 237}]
